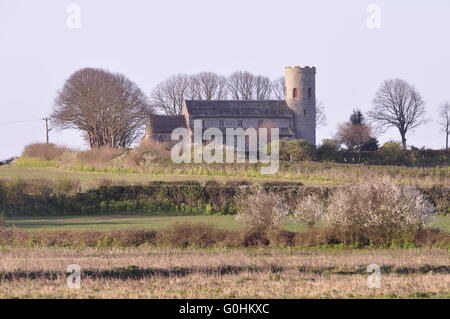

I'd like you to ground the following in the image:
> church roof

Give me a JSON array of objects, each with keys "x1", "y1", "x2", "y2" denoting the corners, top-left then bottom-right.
[
  {"x1": 148, "y1": 115, "x2": 187, "y2": 133},
  {"x1": 184, "y1": 100, "x2": 293, "y2": 118}
]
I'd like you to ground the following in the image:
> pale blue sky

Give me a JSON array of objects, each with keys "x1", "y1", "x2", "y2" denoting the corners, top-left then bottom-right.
[{"x1": 1, "y1": 0, "x2": 449, "y2": 159}]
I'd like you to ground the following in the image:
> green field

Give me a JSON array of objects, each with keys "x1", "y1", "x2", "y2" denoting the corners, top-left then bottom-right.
[
  {"x1": 5, "y1": 214, "x2": 450, "y2": 233},
  {"x1": 2, "y1": 161, "x2": 449, "y2": 190}
]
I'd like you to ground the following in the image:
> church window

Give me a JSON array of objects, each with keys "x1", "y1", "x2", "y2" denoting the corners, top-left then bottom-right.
[
  {"x1": 219, "y1": 120, "x2": 224, "y2": 127},
  {"x1": 237, "y1": 120, "x2": 243, "y2": 127},
  {"x1": 293, "y1": 88, "x2": 299, "y2": 99},
  {"x1": 304, "y1": 109, "x2": 307, "y2": 116},
  {"x1": 258, "y1": 120, "x2": 264, "y2": 127},
  {"x1": 307, "y1": 88, "x2": 312, "y2": 97}
]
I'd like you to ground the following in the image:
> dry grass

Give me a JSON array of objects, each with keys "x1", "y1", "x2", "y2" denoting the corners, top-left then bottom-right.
[
  {"x1": 74, "y1": 147, "x2": 126, "y2": 169},
  {"x1": 0, "y1": 247, "x2": 448, "y2": 298},
  {"x1": 22, "y1": 143, "x2": 72, "y2": 161},
  {"x1": 126, "y1": 139, "x2": 171, "y2": 166}
]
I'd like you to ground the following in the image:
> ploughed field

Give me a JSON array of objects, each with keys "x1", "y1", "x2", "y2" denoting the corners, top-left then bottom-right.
[{"x1": 0, "y1": 247, "x2": 448, "y2": 298}]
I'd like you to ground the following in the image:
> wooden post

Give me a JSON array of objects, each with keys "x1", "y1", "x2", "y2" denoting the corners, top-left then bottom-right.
[{"x1": 43, "y1": 117, "x2": 50, "y2": 144}]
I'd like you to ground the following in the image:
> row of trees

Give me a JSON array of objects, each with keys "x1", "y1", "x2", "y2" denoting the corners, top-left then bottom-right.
[
  {"x1": 50, "y1": 68, "x2": 327, "y2": 148},
  {"x1": 50, "y1": 68, "x2": 450, "y2": 151},
  {"x1": 151, "y1": 71, "x2": 290, "y2": 115}
]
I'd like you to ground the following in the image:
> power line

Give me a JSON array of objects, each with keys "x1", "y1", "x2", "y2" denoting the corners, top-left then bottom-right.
[{"x1": 0, "y1": 118, "x2": 43, "y2": 125}]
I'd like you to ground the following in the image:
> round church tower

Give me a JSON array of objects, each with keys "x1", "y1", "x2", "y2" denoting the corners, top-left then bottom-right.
[{"x1": 285, "y1": 66, "x2": 316, "y2": 145}]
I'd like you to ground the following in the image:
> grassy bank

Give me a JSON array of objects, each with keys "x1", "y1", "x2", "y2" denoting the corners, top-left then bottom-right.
[{"x1": 4, "y1": 158, "x2": 450, "y2": 189}]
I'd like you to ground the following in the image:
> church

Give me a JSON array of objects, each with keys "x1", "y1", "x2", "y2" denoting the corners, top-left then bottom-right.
[{"x1": 145, "y1": 66, "x2": 317, "y2": 145}]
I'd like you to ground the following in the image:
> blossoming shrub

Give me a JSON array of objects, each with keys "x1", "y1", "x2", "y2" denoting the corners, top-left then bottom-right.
[
  {"x1": 292, "y1": 194, "x2": 326, "y2": 229},
  {"x1": 235, "y1": 188, "x2": 289, "y2": 232},
  {"x1": 326, "y1": 178, "x2": 435, "y2": 244}
]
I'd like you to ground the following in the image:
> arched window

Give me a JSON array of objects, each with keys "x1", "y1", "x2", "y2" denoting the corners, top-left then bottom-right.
[
  {"x1": 293, "y1": 88, "x2": 299, "y2": 99},
  {"x1": 307, "y1": 88, "x2": 312, "y2": 98}
]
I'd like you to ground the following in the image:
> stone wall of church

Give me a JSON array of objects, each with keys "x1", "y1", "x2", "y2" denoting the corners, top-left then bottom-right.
[{"x1": 192, "y1": 117, "x2": 292, "y2": 130}]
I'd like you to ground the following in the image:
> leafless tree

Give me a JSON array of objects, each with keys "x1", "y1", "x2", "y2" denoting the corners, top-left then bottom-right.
[
  {"x1": 151, "y1": 74, "x2": 190, "y2": 115},
  {"x1": 254, "y1": 75, "x2": 272, "y2": 100},
  {"x1": 438, "y1": 101, "x2": 450, "y2": 150},
  {"x1": 227, "y1": 71, "x2": 257, "y2": 100},
  {"x1": 52, "y1": 68, "x2": 151, "y2": 148},
  {"x1": 227, "y1": 71, "x2": 273, "y2": 100},
  {"x1": 272, "y1": 77, "x2": 285, "y2": 100},
  {"x1": 368, "y1": 79, "x2": 427, "y2": 149},
  {"x1": 316, "y1": 101, "x2": 327, "y2": 128},
  {"x1": 188, "y1": 72, "x2": 228, "y2": 100}
]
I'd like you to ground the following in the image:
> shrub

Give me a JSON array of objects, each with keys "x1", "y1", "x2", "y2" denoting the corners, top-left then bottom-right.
[
  {"x1": 278, "y1": 139, "x2": 316, "y2": 161},
  {"x1": 14, "y1": 157, "x2": 57, "y2": 167},
  {"x1": 288, "y1": 139, "x2": 316, "y2": 161},
  {"x1": 127, "y1": 139, "x2": 171, "y2": 166},
  {"x1": 0, "y1": 180, "x2": 5, "y2": 204},
  {"x1": 22, "y1": 143, "x2": 71, "y2": 161},
  {"x1": 3, "y1": 179, "x2": 28, "y2": 203},
  {"x1": 292, "y1": 194, "x2": 326, "y2": 229},
  {"x1": 235, "y1": 188, "x2": 289, "y2": 232},
  {"x1": 360, "y1": 137, "x2": 379, "y2": 151},
  {"x1": 157, "y1": 223, "x2": 227, "y2": 247},
  {"x1": 76, "y1": 147, "x2": 125, "y2": 169},
  {"x1": 325, "y1": 178, "x2": 436, "y2": 244},
  {"x1": 379, "y1": 141, "x2": 406, "y2": 162},
  {"x1": 316, "y1": 139, "x2": 340, "y2": 161},
  {"x1": 55, "y1": 179, "x2": 80, "y2": 194},
  {"x1": 25, "y1": 179, "x2": 55, "y2": 196}
]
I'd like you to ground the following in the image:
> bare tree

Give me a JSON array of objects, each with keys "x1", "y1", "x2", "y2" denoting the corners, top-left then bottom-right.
[
  {"x1": 368, "y1": 79, "x2": 427, "y2": 149},
  {"x1": 151, "y1": 74, "x2": 190, "y2": 115},
  {"x1": 227, "y1": 71, "x2": 257, "y2": 100},
  {"x1": 52, "y1": 68, "x2": 150, "y2": 148},
  {"x1": 438, "y1": 101, "x2": 450, "y2": 150},
  {"x1": 254, "y1": 75, "x2": 272, "y2": 100},
  {"x1": 272, "y1": 77, "x2": 286, "y2": 100},
  {"x1": 188, "y1": 72, "x2": 228, "y2": 100}
]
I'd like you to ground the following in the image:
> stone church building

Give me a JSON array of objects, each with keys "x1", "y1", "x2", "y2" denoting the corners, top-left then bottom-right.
[{"x1": 145, "y1": 66, "x2": 316, "y2": 145}]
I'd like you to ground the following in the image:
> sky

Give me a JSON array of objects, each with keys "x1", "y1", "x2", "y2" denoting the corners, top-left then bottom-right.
[{"x1": 0, "y1": 0, "x2": 449, "y2": 159}]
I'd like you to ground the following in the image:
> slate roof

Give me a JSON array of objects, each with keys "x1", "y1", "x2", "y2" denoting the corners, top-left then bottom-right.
[
  {"x1": 148, "y1": 115, "x2": 187, "y2": 133},
  {"x1": 184, "y1": 100, "x2": 293, "y2": 118}
]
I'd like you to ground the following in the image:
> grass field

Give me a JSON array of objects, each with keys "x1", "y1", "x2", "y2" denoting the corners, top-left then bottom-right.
[
  {"x1": 1, "y1": 163, "x2": 449, "y2": 299},
  {"x1": 5, "y1": 214, "x2": 450, "y2": 233},
  {"x1": 1, "y1": 162, "x2": 449, "y2": 189},
  {"x1": 0, "y1": 247, "x2": 448, "y2": 298}
]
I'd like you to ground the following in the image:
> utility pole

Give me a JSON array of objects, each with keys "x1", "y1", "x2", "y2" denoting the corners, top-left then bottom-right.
[{"x1": 42, "y1": 117, "x2": 51, "y2": 144}]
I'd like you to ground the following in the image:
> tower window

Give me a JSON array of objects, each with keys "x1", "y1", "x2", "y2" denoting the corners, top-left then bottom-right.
[
  {"x1": 307, "y1": 88, "x2": 312, "y2": 98},
  {"x1": 293, "y1": 88, "x2": 299, "y2": 99}
]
